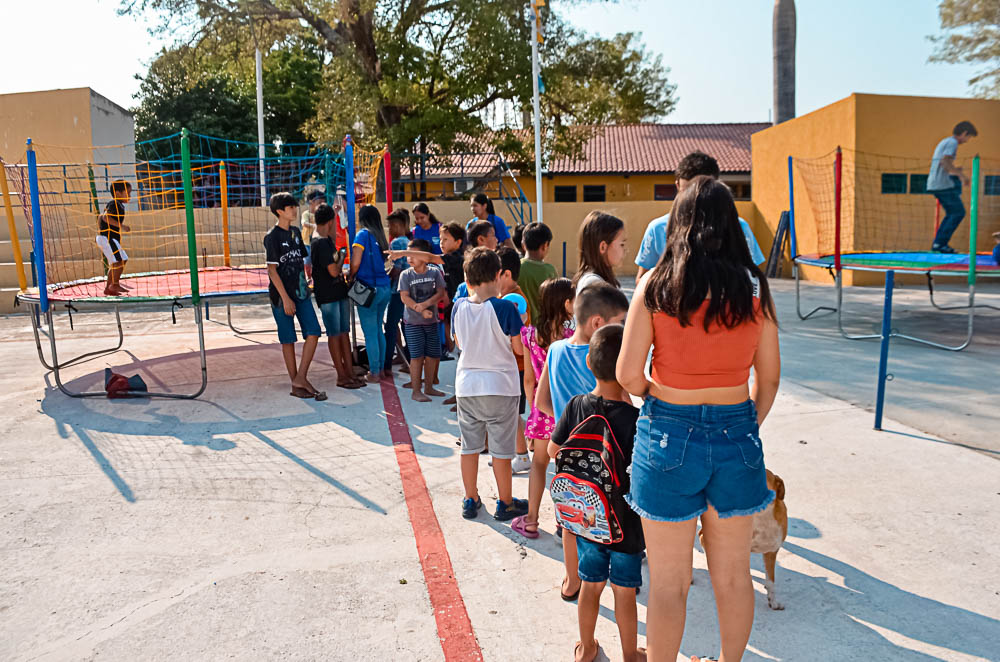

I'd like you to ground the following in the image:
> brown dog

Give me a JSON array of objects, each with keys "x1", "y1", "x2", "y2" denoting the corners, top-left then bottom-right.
[{"x1": 751, "y1": 469, "x2": 787, "y2": 610}]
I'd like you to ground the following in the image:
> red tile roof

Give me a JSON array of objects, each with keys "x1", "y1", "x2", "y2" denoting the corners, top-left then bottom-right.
[{"x1": 546, "y1": 123, "x2": 770, "y2": 174}]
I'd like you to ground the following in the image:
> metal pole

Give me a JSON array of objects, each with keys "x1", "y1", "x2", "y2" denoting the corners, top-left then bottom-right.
[
  {"x1": 562, "y1": 240, "x2": 567, "y2": 277},
  {"x1": 181, "y1": 129, "x2": 200, "y2": 304},
  {"x1": 0, "y1": 159, "x2": 28, "y2": 291},
  {"x1": 220, "y1": 161, "x2": 230, "y2": 267},
  {"x1": 968, "y1": 155, "x2": 980, "y2": 289},
  {"x1": 874, "y1": 270, "x2": 894, "y2": 431},
  {"x1": 530, "y1": 1, "x2": 544, "y2": 225},
  {"x1": 345, "y1": 135, "x2": 357, "y2": 244},
  {"x1": 383, "y1": 146, "x2": 394, "y2": 213},
  {"x1": 834, "y1": 146, "x2": 842, "y2": 273},
  {"x1": 26, "y1": 139, "x2": 48, "y2": 314},
  {"x1": 786, "y1": 155, "x2": 797, "y2": 259},
  {"x1": 255, "y1": 47, "x2": 266, "y2": 207}
]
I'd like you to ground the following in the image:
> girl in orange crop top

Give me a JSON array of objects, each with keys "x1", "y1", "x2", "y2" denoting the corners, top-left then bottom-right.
[{"x1": 615, "y1": 176, "x2": 780, "y2": 662}]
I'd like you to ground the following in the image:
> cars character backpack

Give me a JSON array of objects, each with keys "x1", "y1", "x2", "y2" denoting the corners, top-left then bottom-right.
[{"x1": 549, "y1": 399, "x2": 628, "y2": 544}]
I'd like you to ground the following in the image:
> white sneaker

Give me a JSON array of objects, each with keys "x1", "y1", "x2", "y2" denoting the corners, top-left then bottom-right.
[{"x1": 512, "y1": 455, "x2": 532, "y2": 474}]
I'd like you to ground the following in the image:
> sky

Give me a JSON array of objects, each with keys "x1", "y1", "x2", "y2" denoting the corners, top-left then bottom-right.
[{"x1": 0, "y1": 0, "x2": 984, "y2": 123}]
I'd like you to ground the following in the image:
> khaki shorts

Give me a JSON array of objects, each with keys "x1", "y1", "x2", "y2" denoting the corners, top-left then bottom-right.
[{"x1": 456, "y1": 395, "x2": 519, "y2": 459}]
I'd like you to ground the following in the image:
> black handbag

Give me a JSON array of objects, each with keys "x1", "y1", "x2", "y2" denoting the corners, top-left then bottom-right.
[{"x1": 348, "y1": 278, "x2": 375, "y2": 307}]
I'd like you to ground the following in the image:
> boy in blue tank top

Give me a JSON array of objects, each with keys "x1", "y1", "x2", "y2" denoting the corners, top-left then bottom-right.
[{"x1": 533, "y1": 281, "x2": 629, "y2": 601}]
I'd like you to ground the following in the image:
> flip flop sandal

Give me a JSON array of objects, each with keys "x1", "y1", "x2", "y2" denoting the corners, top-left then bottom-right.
[
  {"x1": 290, "y1": 387, "x2": 314, "y2": 399},
  {"x1": 510, "y1": 515, "x2": 540, "y2": 539},
  {"x1": 310, "y1": 390, "x2": 328, "y2": 401},
  {"x1": 338, "y1": 381, "x2": 363, "y2": 390},
  {"x1": 560, "y1": 579, "x2": 580, "y2": 602}
]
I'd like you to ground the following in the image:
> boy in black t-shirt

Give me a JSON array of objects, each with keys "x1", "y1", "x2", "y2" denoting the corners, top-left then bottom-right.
[
  {"x1": 311, "y1": 203, "x2": 363, "y2": 390},
  {"x1": 549, "y1": 323, "x2": 645, "y2": 662},
  {"x1": 264, "y1": 192, "x2": 325, "y2": 400},
  {"x1": 96, "y1": 180, "x2": 132, "y2": 296}
]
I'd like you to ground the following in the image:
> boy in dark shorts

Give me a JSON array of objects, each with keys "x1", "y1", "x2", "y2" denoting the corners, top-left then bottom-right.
[
  {"x1": 264, "y1": 192, "x2": 325, "y2": 401},
  {"x1": 549, "y1": 323, "x2": 645, "y2": 662},
  {"x1": 96, "y1": 180, "x2": 132, "y2": 296},
  {"x1": 399, "y1": 238, "x2": 447, "y2": 402},
  {"x1": 311, "y1": 203, "x2": 363, "y2": 390}
]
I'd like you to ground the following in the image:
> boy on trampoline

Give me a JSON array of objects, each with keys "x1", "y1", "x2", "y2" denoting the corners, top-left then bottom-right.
[
  {"x1": 264, "y1": 192, "x2": 326, "y2": 401},
  {"x1": 97, "y1": 180, "x2": 132, "y2": 296},
  {"x1": 927, "y1": 121, "x2": 977, "y2": 254}
]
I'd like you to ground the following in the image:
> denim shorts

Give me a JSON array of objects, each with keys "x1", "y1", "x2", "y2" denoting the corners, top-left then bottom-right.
[
  {"x1": 403, "y1": 323, "x2": 440, "y2": 359},
  {"x1": 576, "y1": 537, "x2": 643, "y2": 588},
  {"x1": 320, "y1": 299, "x2": 351, "y2": 336},
  {"x1": 626, "y1": 398, "x2": 774, "y2": 522},
  {"x1": 271, "y1": 296, "x2": 322, "y2": 344}
]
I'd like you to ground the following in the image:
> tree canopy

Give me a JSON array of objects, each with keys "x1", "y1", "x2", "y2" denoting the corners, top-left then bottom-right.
[
  {"x1": 930, "y1": 0, "x2": 1000, "y2": 98},
  {"x1": 124, "y1": 0, "x2": 676, "y2": 165}
]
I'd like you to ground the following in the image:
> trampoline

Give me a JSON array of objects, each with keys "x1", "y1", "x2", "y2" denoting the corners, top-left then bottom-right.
[
  {"x1": 788, "y1": 149, "x2": 999, "y2": 351},
  {"x1": 6, "y1": 129, "x2": 389, "y2": 399}
]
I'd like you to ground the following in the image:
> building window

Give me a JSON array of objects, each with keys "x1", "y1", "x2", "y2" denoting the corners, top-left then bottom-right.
[
  {"x1": 554, "y1": 185, "x2": 576, "y2": 202},
  {"x1": 583, "y1": 185, "x2": 606, "y2": 202},
  {"x1": 728, "y1": 183, "x2": 752, "y2": 200},
  {"x1": 909, "y1": 174, "x2": 929, "y2": 194},
  {"x1": 985, "y1": 175, "x2": 1000, "y2": 196},
  {"x1": 654, "y1": 184, "x2": 677, "y2": 201},
  {"x1": 881, "y1": 173, "x2": 907, "y2": 194}
]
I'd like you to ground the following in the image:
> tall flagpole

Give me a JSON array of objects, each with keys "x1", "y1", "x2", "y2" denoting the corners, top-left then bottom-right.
[{"x1": 531, "y1": 1, "x2": 544, "y2": 224}]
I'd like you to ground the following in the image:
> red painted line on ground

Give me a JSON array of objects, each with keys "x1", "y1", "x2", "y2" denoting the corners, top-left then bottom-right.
[{"x1": 380, "y1": 379, "x2": 484, "y2": 662}]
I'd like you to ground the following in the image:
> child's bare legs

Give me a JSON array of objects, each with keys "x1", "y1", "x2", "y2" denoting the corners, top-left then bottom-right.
[
  {"x1": 410, "y1": 357, "x2": 430, "y2": 401},
  {"x1": 563, "y1": 530, "x2": 581, "y2": 597},
  {"x1": 281, "y1": 343, "x2": 298, "y2": 384},
  {"x1": 117, "y1": 260, "x2": 129, "y2": 289},
  {"x1": 576, "y1": 579, "x2": 605, "y2": 662},
  {"x1": 294, "y1": 335, "x2": 319, "y2": 391},
  {"x1": 515, "y1": 417, "x2": 527, "y2": 455},
  {"x1": 337, "y1": 333, "x2": 359, "y2": 383},
  {"x1": 491, "y1": 457, "x2": 513, "y2": 504},
  {"x1": 611, "y1": 583, "x2": 643, "y2": 662},
  {"x1": 521, "y1": 444, "x2": 550, "y2": 533},
  {"x1": 461, "y1": 453, "x2": 480, "y2": 501},
  {"x1": 424, "y1": 357, "x2": 445, "y2": 396}
]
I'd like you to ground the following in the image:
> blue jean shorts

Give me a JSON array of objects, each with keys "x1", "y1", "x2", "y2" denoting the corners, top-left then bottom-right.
[
  {"x1": 626, "y1": 398, "x2": 774, "y2": 522},
  {"x1": 320, "y1": 299, "x2": 351, "y2": 336},
  {"x1": 271, "y1": 296, "x2": 322, "y2": 344},
  {"x1": 576, "y1": 537, "x2": 643, "y2": 588}
]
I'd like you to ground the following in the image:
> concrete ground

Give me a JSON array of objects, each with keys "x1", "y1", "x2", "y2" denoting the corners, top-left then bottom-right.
[{"x1": 1, "y1": 278, "x2": 998, "y2": 661}]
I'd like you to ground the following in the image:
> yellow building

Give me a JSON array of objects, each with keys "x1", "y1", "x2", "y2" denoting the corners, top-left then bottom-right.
[{"x1": 752, "y1": 93, "x2": 1000, "y2": 283}]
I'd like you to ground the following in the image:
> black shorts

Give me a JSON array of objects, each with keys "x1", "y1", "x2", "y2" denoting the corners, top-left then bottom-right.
[{"x1": 519, "y1": 369, "x2": 526, "y2": 415}]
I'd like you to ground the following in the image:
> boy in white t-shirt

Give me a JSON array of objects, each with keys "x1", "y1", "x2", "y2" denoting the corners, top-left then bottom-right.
[
  {"x1": 451, "y1": 247, "x2": 530, "y2": 522},
  {"x1": 927, "y1": 121, "x2": 977, "y2": 253}
]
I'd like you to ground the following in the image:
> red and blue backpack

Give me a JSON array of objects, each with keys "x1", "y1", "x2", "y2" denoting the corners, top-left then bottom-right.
[{"x1": 549, "y1": 399, "x2": 628, "y2": 544}]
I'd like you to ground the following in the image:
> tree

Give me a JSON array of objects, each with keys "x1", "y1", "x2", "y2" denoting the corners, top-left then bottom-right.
[
  {"x1": 930, "y1": 0, "x2": 1000, "y2": 98},
  {"x1": 122, "y1": 0, "x2": 676, "y2": 166}
]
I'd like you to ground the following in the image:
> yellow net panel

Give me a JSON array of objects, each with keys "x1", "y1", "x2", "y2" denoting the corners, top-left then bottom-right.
[
  {"x1": 794, "y1": 148, "x2": 1000, "y2": 258},
  {"x1": 351, "y1": 143, "x2": 385, "y2": 206}
]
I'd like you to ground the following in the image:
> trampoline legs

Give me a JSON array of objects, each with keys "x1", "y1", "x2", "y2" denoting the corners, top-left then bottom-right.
[
  {"x1": 836, "y1": 272, "x2": 881, "y2": 341},
  {"x1": 30, "y1": 303, "x2": 124, "y2": 370},
  {"x1": 793, "y1": 263, "x2": 837, "y2": 320},
  {"x1": 41, "y1": 303, "x2": 209, "y2": 399},
  {"x1": 225, "y1": 302, "x2": 274, "y2": 335},
  {"x1": 926, "y1": 275, "x2": 1000, "y2": 312}
]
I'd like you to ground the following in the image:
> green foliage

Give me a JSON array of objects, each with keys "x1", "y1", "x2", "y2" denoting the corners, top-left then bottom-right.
[
  {"x1": 930, "y1": 0, "x2": 1000, "y2": 98},
  {"x1": 125, "y1": 0, "x2": 677, "y2": 165}
]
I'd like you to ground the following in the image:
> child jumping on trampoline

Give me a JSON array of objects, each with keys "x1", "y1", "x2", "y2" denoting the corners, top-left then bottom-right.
[
  {"x1": 927, "y1": 121, "x2": 978, "y2": 254},
  {"x1": 97, "y1": 180, "x2": 132, "y2": 296},
  {"x1": 264, "y1": 192, "x2": 326, "y2": 401}
]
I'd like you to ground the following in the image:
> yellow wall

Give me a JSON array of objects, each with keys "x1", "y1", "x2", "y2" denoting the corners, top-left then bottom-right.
[{"x1": 0, "y1": 88, "x2": 94, "y2": 163}]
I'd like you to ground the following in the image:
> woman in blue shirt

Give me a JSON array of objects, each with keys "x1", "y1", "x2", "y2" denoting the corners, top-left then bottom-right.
[
  {"x1": 412, "y1": 203, "x2": 443, "y2": 255},
  {"x1": 467, "y1": 193, "x2": 514, "y2": 249},
  {"x1": 349, "y1": 205, "x2": 392, "y2": 383}
]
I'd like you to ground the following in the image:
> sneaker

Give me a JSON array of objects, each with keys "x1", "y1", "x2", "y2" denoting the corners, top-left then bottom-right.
[
  {"x1": 512, "y1": 454, "x2": 532, "y2": 474},
  {"x1": 462, "y1": 497, "x2": 483, "y2": 519},
  {"x1": 494, "y1": 497, "x2": 529, "y2": 521},
  {"x1": 932, "y1": 244, "x2": 957, "y2": 254}
]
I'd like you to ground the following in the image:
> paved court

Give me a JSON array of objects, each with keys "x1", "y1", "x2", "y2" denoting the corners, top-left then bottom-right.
[{"x1": 0, "y1": 277, "x2": 998, "y2": 661}]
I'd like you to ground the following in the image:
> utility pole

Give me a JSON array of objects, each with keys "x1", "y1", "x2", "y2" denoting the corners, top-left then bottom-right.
[
  {"x1": 531, "y1": 0, "x2": 544, "y2": 224},
  {"x1": 255, "y1": 47, "x2": 266, "y2": 207}
]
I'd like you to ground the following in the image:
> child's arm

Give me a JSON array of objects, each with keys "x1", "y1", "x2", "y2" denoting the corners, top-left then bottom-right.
[
  {"x1": 522, "y1": 351, "x2": 537, "y2": 410},
  {"x1": 547, "y1": 441, "x2": 561, "y2": 459},
  {"x1": 751, "y1": 317, "x2": 781, "y2": 426},
  {"x1": 510, "y1": 331, "x2": 524, "y2": 357},
  {"x1": 536, "y1": 360, "x2": 554, "y2": 418},
  {"x1": 267, "y1": 264, "x2": 296, "y2": 316},
  {"x1": 388, "y1": 249, "x2": 444, "y2": 265},
  {"x1": 617, "y1": 274, "x2": 654, "y2": 397}
]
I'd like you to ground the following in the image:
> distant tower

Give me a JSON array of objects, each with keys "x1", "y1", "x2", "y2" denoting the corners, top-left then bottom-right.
[{"x1": 773, "y1": 0, "x2": 796, "y2": 124}]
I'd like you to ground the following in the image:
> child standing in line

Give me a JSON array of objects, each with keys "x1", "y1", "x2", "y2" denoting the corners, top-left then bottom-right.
[
  {"x1": 264, "y1": 192, "x2": 325, "y2": 401},
  {"x1": 528, "y1": 282, "x2": 629, "y2": 599},
  {"x1": 468, "y1": 219, "x2": 498, "y2": 250},
  {"x1": 385, "y1": 209, "x2": 412, "y2": 375},
  {"x1": 96, "y1": 180, "x2": 132, "y2": 296},
  {"x1": 440, "y1": 222, "x2": 468, "y2": 359},
  {"x1": 573, "y1": 211, "x2": 628, "y2": 294},
  {"x1": 549, "y1": 324, "x2": 645, "y2": 662},
  {"x1": 451, "y1": 247, "x2": 529, "y2": 521},
  {"x1": 399, "y1": 238, "x2": 447, "y2": 402},
  {"x1": 518, "y1": 222, "x2": 557, "y2": 321},
  {"x1": 510, "y1": 277, "x2": 575, "y2": 538},
  {"x1": 497, "y1": 246, "x2": 534, "y2": 474}
]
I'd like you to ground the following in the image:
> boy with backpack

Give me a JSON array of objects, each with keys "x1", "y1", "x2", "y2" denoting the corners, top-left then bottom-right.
[
  {"x1": 548, "y1": 323, "x2": 644, "y2": 662},
  {"x1": 451, "y1": 247, "x2": 529, "y2": 521}
]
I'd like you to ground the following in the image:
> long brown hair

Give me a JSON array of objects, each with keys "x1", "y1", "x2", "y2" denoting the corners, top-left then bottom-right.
[
  {"x1": 573, "y1": 211, "x2": 623, "y2": 289},
  {"x1": 534, "y1": 277, "x2": 575, "y2": 348},
  {"x1": 644, "y1": 176, "x2": 775, "y2": 330}
]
